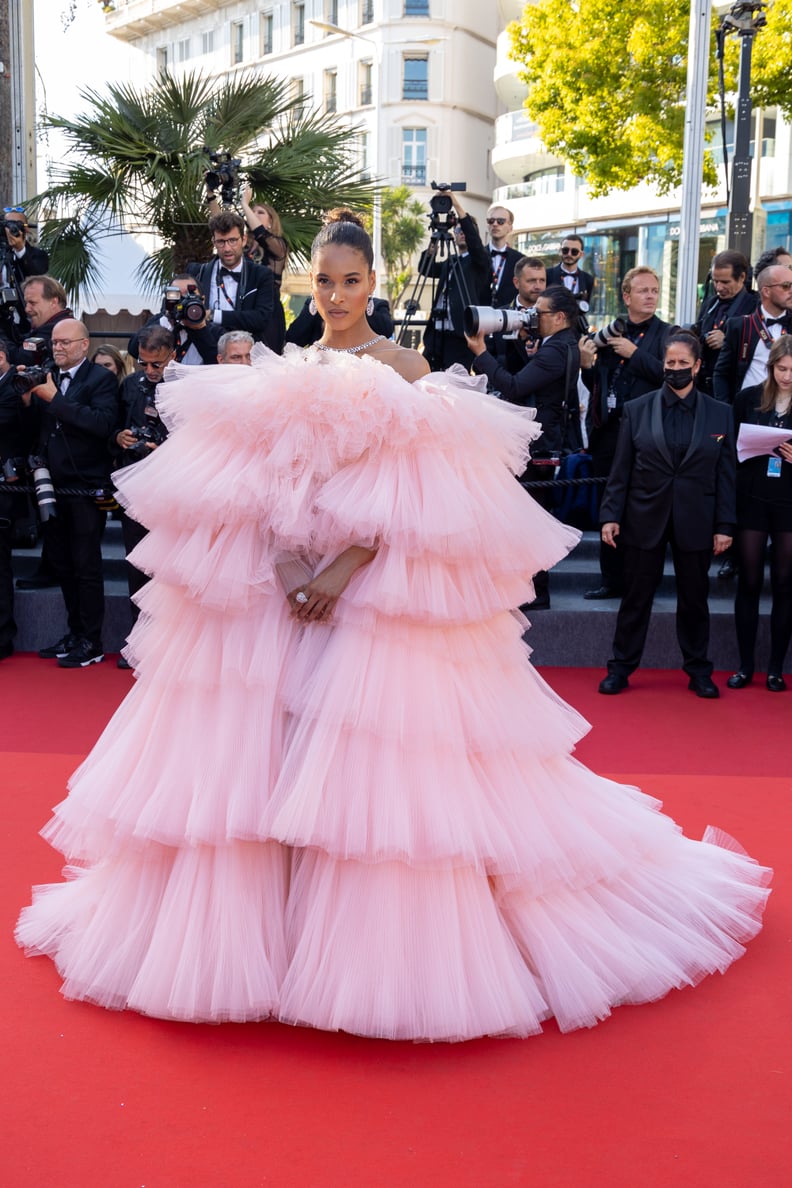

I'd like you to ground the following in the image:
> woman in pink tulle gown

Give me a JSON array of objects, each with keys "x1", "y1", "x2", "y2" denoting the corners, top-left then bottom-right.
[{"x1": 17, "y1": 212, "x2": 771, "y2": 1040}]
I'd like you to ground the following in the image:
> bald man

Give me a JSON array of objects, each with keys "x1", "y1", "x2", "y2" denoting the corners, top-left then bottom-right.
[{"x1": 31, "y1": 318, "x2": 119, "y2": 667}]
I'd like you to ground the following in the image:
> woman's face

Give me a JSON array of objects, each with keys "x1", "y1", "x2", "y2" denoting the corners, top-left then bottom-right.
[
  {"x1": 310, "y1": 244, "x2": 374, "y2": 332},
  {"x1": 664, "y1": 342, "x2": 700, "y2": 378},
  {"x1": 94, "y1": 353, "x2": 120, "y2": 376},
  {"x1": 772, "y1": 354, "x2": 792, "y2": 393},
  {"x1": 253, "y1": 205, "x2": 272, "y2": 231}
]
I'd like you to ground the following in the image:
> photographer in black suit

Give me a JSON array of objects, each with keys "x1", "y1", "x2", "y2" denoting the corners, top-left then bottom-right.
[
  {"x1": 693, "y1": 250, "x2": 758, "y2": 396},
  {"x1": 0, "y1": 335, "x2": 38, "y2": 659},
  {"x1": 32, "y1": 320, "x2": 119, "y2": 668},
  {"x1": 420, "y1": 192, "x2": 491, "y2": 371},
  {"x1": 486, "y1": 204, "x2": 523, "y2": 309},
  {"x1": 466, "y1": 285, "x2": 582, "y2": 609},
  {"x1": 0, "y1": 208, "x2": 49, "y2": 348},
  {"x1": 187, "y1": 211, "x2": 274, "y2": 345},
  {"x1": 597, "y1": 331, "x2": 735, "y2": 698},
  {"x1": 129, "y1": 275, "x2": 220, "y2": 366},
  {"x1": 546, "y1": 234, "x2": 595, "y2": 305}
]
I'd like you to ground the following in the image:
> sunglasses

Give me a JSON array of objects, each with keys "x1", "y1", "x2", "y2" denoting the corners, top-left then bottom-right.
[
  {"x1": 561, "y1": 247, "x2": 582, "y2": 256},
  {"x1": 486, "y1": 217, "x2": 508, "y2": 225},
  {"x1": 3, "y1": 205, "x2": 24, "y2": 214},
  {"x1": 769, "y1": 281, "x2": 792, "y2": 291}
]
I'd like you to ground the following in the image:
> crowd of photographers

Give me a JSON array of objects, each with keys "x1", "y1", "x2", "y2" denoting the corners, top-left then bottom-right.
[{"x1": 1, "y1": 180, "x2": 790, "y2": 680}]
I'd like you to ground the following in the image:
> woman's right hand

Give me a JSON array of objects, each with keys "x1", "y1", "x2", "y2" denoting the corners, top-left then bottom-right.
[{"x1": 601, "y1": 522, "x2": 620, "y2": 548}]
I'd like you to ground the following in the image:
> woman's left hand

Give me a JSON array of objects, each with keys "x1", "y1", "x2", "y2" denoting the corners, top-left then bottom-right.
[
  {"x1": 713, "y1": 534, "x2": 733, "y2": 556},
  {"x1": 289, "y1": 546, "x2": 377, "y2": 622}
]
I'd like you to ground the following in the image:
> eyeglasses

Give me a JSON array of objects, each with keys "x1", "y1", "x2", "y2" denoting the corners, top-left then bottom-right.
[
  {"x1": 51, "y1": 338, "x2": 86, "y2": 346},
  {"x1": 561, "y1": 247, "x2": 581, "y2": 256},
  {"x1": 486, "y1": 217, "x2": 508, "y2": 225},
  {"x1": 213, "y1": 236, "x2": 242, "y2": 246},
  {"x1": 768, "y1": 281, "x2": 792, "y2": 291}
]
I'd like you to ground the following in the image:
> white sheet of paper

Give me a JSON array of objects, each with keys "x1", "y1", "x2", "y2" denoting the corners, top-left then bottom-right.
[{"x1": 736, "y1": 422, "x2": 792, "y2": 463}]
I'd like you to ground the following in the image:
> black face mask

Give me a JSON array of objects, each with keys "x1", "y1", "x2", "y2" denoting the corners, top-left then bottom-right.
[{"x1": 663, "y1": 367, "x2": 695, "y2": 391}]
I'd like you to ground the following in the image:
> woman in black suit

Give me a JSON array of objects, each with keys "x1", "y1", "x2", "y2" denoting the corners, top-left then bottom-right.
[
  {"x1": 597, "y1": 330, "x2": 735, "y2": 697},
  {"x1": 728, "y1": 335, "x2": 792, "y2": 691}
]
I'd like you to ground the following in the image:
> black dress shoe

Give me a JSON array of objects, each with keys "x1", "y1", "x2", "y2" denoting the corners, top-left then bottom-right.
[
  {"x1": 726, "y1": 670, "x2": 753, "y2": 689},
  {"x1": 584, "y1": 586, "x2": 622, "y2": 600},
  {"x1": 717, "y1": 558, "x2": 737, "y2": 580},
  {"x1": 766, "y1": 674, "x2": 787, "y2": 693},
  {"x1": 117, "y1": 655, "x2": 132, "y2": 670},
  {"x1": 598, "y1": 673, "x2": 629, "y2": 695},
  {"x1": 688, "y1": 675, "x2": 719, "y2": 699}
]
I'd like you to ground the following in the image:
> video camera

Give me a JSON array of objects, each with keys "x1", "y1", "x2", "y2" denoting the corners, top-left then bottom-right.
[
  {"x1": 204, "y1": 149, "x2": 242, "y2": 207},
  {"x1": 428, "y1": 181, "x2": 466, "y2": 235},
  {"x1": 164, "y1": 285, "x2": 206, "y2": 326}
]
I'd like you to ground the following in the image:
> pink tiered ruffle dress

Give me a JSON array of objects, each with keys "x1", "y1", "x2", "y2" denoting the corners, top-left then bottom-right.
[{"x1": 16, "y1": 347, "x2": 772, "y2": 1039}]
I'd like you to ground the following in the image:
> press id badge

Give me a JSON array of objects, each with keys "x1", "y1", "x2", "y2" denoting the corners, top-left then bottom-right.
[
  {"x1": 767, "y1": 455, "x2": 783, "y2": 478},
  {"x1": 607, "y1": 393, "x2": 617, "y2": 411}
]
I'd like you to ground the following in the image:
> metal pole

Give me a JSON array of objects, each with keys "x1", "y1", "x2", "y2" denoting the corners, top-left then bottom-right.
[{"x1": 676, "y1": 0, "x2": 712, "y2": 325}]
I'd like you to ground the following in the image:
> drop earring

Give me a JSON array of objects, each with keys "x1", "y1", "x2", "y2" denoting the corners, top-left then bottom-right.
[
  {"x1": 309, "y1": 297, "x2": 317, "y2": 316},
  {"x1": 366, "y1": 296, "x2": 374, "y2": 316}
]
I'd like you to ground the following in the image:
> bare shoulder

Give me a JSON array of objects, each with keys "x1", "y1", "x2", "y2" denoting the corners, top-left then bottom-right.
[{"x1": 368, "y1": 341, "x2": 431, "y2": 383}]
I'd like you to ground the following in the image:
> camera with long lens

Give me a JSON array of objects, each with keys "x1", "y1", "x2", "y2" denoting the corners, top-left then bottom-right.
[
  {"x1": 463, "y1": 305, "x2": 541, "y2": 338},
  {"x1": 428, "y1": 180, "x2": 466, "y2": 234},
  {"x1": 163, "y1": 284, "x2": 206, "y2": 326},
  {"x1": 204, "y1": 148, "x2": 242, "y2": 206},
  {"x1": 589, "y1": 317, "x2": 627, "y2": 348},
  {"x1": 27, "y1": 455, "x2": 56, "y2": 521}
]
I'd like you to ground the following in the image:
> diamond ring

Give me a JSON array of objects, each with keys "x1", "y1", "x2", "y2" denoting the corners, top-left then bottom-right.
[{"x1": 295, "y1": 591, "x2": 309, "y2": 604}]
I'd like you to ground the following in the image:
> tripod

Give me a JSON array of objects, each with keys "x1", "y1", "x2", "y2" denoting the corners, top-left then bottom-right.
[{"x1": 397, "y1": 222, "x2": 474, "y2": 370}]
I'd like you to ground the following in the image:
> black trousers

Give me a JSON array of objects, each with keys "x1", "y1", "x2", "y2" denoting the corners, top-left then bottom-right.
[
  {"x1": 589, "y1": 418, "x2": 625, "y2": 592},
  {"x1": 45, "y1": 496, "x2": 106, "y2": 647},
  {"x1": 607, "y1": 521, "x2": 713, "y2": 679},
  {"x1": 120, "y1": 511, "x2": 149, "y2": 627},
  {"x1": 0, "y1": 491, "x2": 15, "y2": 648}
]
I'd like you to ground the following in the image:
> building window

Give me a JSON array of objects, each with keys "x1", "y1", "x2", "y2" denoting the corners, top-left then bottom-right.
[
  {"x1": 178, "y1": 38, "x2": 190, "y2": 63},
  {"x1": 156, "y1": 45, "x2": 168, "y2": 72},
  {"x1": 232, "y1": 21, "x2": 244, "y2": 64},
  {"x1": 261, "y1": 12, "x2": 273, "y2": 55},
  {"x1": 293, "y1": 3, "x2": 305, "y2": 46},
  {"x1": 359, "y1": 60, "x2": 373, "y2": 106},
  {"x1": 360, "y1": 0, "x2": 374, "y2": 25},
  {"x1": 402, "y1": 56, "x2": 428, "y2": 101},
  {"x1": 404, "y1": 0, "x2": 429, "y2": 12},
  {"x1": 325, "y1": 0, "x2": 339, "y2": 25},
  {"x1": 202, "y1": 30, "x2": 214, "y2": 54},
  {"x1": 402, "y1": 127, "x2": 427, "y2": 185},
  {"x1": 291, "y1": 77, "x2": 306, "y2": 113},
  {"x1": 324, "y1": 69, "x2": 338, "y2": 114},
  {"x1": 358, "y1": 131, "x2": 371, "y2": 180}
]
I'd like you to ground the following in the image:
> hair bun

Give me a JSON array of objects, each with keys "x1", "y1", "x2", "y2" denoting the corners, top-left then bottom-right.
[{"x1": 323, "y1": 207, "x2": 366, "y2": 229}]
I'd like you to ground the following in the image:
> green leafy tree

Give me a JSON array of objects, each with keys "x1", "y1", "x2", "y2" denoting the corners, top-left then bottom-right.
[
  {"x1": 373, "y1": 185, "x2": 427, "y2": 308},
  {"x1": 509, "y1": 0, "x2": 791, "y2": 198},
  {"x1": 29, "y1": 70, "x2": 374, "y2": 304}
]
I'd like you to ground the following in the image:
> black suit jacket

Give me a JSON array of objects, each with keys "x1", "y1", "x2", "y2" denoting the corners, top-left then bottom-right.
[
  {"x1": 38, "y1": 358, "x2": 119, "y2": 485},
  {"x1": 546, "y1": 263, "x2": 595, "y2": 305},
  {"x1": 0, "y1": 367, "x2": 37, "y2": 463},
  {"x1": 10, "y1": 244, "x2": 49, "y2": 284},
  {"x1": 186, "y1": 258, "x2": 275, "y2": 343},
  {"x1": 712, "y1": 309, "x2": 792, "y2": 404},
  {"x1": 694, "y1": 286, "x2": 758, "y2": 394},
  {"x1": 599, "y1": 387, "x2": 736, "y2": 550},
  {"x1": 128, "y1": 311, "x2": 221, "y2": 365},
  {"x1": 583, "y1": 315, "x2": 670, "y2": 433},
  {"x1": 490, "y1": 246, "x2": 524, "y2": 308},
  {"x1": 472, "y1": 326, "x2": 582, "y2": 455}
]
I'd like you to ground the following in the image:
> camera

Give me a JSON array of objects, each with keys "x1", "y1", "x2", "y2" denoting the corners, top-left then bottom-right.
[
  {"x1": 1, "y1": 456, "x2": 23, "y2": 482},
  {"x1": 428, "y1": 181, "x2": 466, "y2": 234},
  {"x1": 164, "y1": 284, "x2": 206, "y2": 326},
  {"x1": 464, "y1": 305, "x2": 540, "y2": 338},
  {"x1": 27, "y1": 455, "x2": 56, "y2": 521},
  {"x1": 9, "y1": 364, "x2": 52, "y2": 396},
  {"x1": 125, "y1": 405, "x2": 168, "y2": 459},
  {"x1": 0, "y1": 285, "x2": 18, "y2": 307},
  {"x1": 1, "y1": 218, "x2": 25, "y2": 238},
  {"x1": 204, "y1": 149, "x2": 242, "y2": 206},
  {"x1": 588, "y1": 317, "x2": 627, "y2": 348}
]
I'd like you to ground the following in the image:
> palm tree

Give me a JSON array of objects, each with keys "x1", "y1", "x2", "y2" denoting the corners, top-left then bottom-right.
[{"x1": 30, "y1": 70, "x2": 374, "y2": 305}]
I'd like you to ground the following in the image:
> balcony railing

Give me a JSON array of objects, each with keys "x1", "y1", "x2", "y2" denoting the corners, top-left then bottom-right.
[
  {"x1": 359, "y1": 86, "x2": 373, "y2": 106},
  {"x1": 402, "y1": 164, "x2": 427, "y2": 185},
  {"x1": 403, "y1": 80, "x2": 428, "y2": 100}
]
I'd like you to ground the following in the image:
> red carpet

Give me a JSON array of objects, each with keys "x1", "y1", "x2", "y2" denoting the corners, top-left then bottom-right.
[{"x1": 1, "y1": 658, "x2": 789, "y2": 1187}]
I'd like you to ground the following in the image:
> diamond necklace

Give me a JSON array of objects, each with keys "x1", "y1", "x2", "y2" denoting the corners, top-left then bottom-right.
[{"x1": 315, "y1": 335, "x2": 384, "y2": 355}]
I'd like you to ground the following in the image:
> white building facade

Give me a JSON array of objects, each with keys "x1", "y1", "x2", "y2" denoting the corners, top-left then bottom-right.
[
  {"x1": 493, "y1": 0, "x2": 792, "y2": 323},
  {"x1": 103, "y1": 0, "x2": 500, "y2": 301}
]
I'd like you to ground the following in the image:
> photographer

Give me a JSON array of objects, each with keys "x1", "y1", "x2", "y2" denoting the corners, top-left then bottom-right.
[
  {"x1": 0, "y1": 209, "x2": 49, "y2": 347},
  {"x1": 217, "y1": 330, "x2": 254, "y2": 365},
  {"x1": 129, "y1": 274, "x2": 219, "y2": 366},
  {"x1": 466, "y1": 285, "x2": 583, "y2": 609},
  {"x1": 113, "y1": 326, "x2": 176, "y2": 666},
  {"x1": 0, "y1": 335, "x2": 38, "y2": 659},
  {"x1": 187, "y1": 211, "x2": 275, "y2": 345},
  {"x1": 420, "y1": 191, "x2": 491, "y2": 372},
  {"x1": 32, "y1": 320, "x2": 119, "y2": 668}
]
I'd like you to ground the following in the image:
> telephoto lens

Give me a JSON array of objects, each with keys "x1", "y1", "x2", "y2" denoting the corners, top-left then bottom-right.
[{"x1": 27, "y1": 456, "x2": 57, "y2": 521}]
